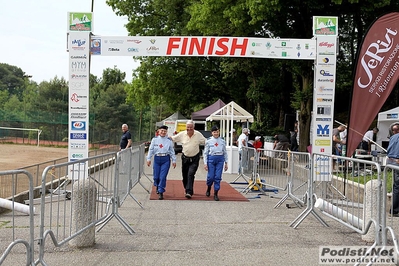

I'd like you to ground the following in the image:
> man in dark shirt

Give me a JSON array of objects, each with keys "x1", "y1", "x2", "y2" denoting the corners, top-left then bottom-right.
[
  {"x1": 273, "y1": 134, "x2": 290, "y2": 151},
  {"x1": 120, "y1": 124, "x2": 132, "y2": 150}
]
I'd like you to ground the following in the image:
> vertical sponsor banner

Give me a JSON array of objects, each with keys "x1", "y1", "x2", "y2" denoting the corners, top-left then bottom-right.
[
  {"x1": 68, "y1": 31, "x2": 90, "y2": 178},
  {"x1": 347, "y1": 12, "x2": 399, "y2": 157},
  {"x1": 312, "y1": 16, "x2": 338, "y2": 181}
]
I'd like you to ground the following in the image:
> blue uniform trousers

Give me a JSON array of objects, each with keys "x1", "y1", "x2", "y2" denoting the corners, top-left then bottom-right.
[
  {"x1": 206, "y1": 155, "x2": 224, "y2": 191},
  {"x1": 153, "y1": 155, "x2": 171, "y2": 193}
]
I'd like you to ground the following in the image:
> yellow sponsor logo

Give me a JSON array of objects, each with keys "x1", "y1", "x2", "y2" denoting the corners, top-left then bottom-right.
[{"x1": 315, "y1": 139, "x2": 331, "y2": 146}]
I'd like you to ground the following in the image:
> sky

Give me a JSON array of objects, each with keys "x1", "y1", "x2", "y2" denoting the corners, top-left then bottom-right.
[{"x1": 0, "y1": 0, "x2": 140, "y2": 83}]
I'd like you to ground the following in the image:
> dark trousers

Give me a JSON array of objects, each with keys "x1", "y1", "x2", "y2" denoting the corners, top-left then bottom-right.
[
  {"x1": 181, "y1": 153, "x2": 200, "y2": 195},
  {"x1": 392, "y1": 165, "x2": 399, "y2": 214}
]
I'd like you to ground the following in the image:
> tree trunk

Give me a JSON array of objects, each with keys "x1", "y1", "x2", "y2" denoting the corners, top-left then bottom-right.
[{"x1": 298, "y1": 76, "x2": 312, "y2": 152}]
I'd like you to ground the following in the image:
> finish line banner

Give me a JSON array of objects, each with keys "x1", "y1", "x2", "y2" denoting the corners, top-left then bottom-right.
[{"x1": 90, "y1": 36, "x2": 316, "y2": 60}]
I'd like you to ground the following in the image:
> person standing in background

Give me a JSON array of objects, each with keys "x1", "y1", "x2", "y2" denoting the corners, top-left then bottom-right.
[
  {"x1": 171, "y1": 120, "x2": 206, "y2": 199},
  {"x1": 387, "y1": 124, "x2": 399, "y2": 216},
  {"x1": 231, "y1": 129, "x2": 238, "y2": 146},
  {"x1": 361, "y1": 127, "x2": 379, "y2": 153},
  {"x1": 237, "y1": 128, "x2": 249, "y2": 174},
  {"x1": 203, "y1": 126, "x2": 228, "y2": 201},
  {"x1": 120, "y1": 124, "x2": 132, "y2": 151},
  {"x1": 253, "y1": 136, "x2": 262, "y2": 151},
  {"x1": 146, "y1": 125, "x2": 176, "y2": 200}
]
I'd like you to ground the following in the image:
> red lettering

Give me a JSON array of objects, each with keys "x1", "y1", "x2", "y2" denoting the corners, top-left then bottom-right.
[
  {"x1": 167, "y1": 37, "x2": 249, "y2": 56},
  {"x1": 166, "y1": 37, "x2": 181, "y2": 55},
  {"x1": 207, "y1": 38, "x2": 215, "y2": 55},
  {"x1": 215, "y1": 38, "x2": 229, "y2": 55},
  {"x1": 189, "y1": 38, "x2": 207, "y2": 55},
  {"x1": 231, "y1": 38, "x2": 248, "y2": 55},
  {"x1": 182, "y1": 38, "x2": 188, "y2": 55}
]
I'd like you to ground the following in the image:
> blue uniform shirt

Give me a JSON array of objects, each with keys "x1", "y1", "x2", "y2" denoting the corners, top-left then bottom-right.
[
  {"x1": 203, "y1": 136, "x2": 228, "y2": 164},
  {"x1": 387, "y1": 133, "x2": 399, "y2": 160},
  {"x1": 147, "y1": 136, "x2": 176, "y2": 162}
]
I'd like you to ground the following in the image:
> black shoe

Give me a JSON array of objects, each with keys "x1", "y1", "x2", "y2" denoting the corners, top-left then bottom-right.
[
  {"x1": 156, "y1": 186, "x2": 159, "y2": 194},
  {"x1": 214, "y1": 191, "x2": 219, "y2": 201},
  {"x1": 159, "y1": 193, "x2": 164, "y2": 200},
  {"x1": 206, "y1": 185, "x2": 211, "y2": 197},
  {"x1": 185, "y1": 193, "x2": 192, "y2": 199}
]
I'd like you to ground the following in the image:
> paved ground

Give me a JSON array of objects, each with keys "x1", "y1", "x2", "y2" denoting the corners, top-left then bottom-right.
[{"x1": 0, "y1": 154, "x2": 381, "y2": 266}]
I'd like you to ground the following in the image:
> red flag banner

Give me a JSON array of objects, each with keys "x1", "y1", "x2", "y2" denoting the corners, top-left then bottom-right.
[{"x1": 347, "y1": 12, "x2": 399, "y2": 157}]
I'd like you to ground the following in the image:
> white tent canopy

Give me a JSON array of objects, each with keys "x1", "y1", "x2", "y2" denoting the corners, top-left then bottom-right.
[
  {"x1": 206, "y1": 101, "x2": 254, "y2": 146},
  {"x1": 377, "y1": 107, "x2": 399, "y2": 150},
  {"x1": 206, "y1": 101, "x2": 253, "y2": 174}
]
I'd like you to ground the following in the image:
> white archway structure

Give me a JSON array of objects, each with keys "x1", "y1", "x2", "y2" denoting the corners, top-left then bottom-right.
[{"x1": 67, "y1": 13, "x2": 337, "y2": 178}]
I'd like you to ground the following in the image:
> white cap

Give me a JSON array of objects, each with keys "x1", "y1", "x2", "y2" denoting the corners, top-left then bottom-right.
[
  {"x1": 255, "y1": 136, "x2": 261, "y2": 140},
  {"x1": 230, "y1": 129, "x2": 236, "y2": 133}
]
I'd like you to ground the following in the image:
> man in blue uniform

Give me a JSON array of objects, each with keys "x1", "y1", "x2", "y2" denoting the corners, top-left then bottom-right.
[
  {"x1": 203, "y1": 126, "x2": 228, "y2": 201},
  {"x1": 146, "y1": 125, "x2": 176, "y2": 200}
]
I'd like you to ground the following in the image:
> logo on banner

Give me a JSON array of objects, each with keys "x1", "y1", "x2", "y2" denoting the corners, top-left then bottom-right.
[
  {"x1": 319, "y1": 70, "x2": 333, "y2": 76},
  {"x1": 71, "y1": 74, "x2": 88, "y2": 79},
  {"x1": 70, "y1": 93, "x2": 87, "y2": 103},
  {"x1": 71, "y1": 153, "x2": 84, "y2": 159},
  {"x1": 317, "y1": 106, "x2": 331, "y2": 115},
  {"x1": 387, "y1": 113, "x2": 399, "y2": 119},
  {"x1": 70, "y1": 112, "x2": 87, "y2": 119},
  {"x1": 71, "y1": 39, "x2": 87, "y2": 51},
  {"x1": 128, "y1": 47, "x2": 139, "y2": 52},
  {"x1": 70, "y1": 55, "x2": 87, "y2": 59},
  {"x1": 316, "y1": 124, "x2": 330, "y2": 137},
  {"x1": 70, "y1": 133, "x2": 87, "y2": 139},
  {"x1": 70, "y1": 142, "x2": 86, "y2": 149},
  {"x1": 71, "y1": 121, "x2": 86, "y2": 131},
  {"x1": 68, "y1": 12, "x2": 92, "y2": 32},
  {"x1": 71, "y1": 61, "x2": 87, "y2": 72},
  {"x1": 127, "y1": 39, "x2": 142, "y2": 44},
  {"x1": 69, "y1": 82, "x2": 84, "y2": 89},
  {"x1": 91, "y1": 38, "x2": 101, "y2": 55}
]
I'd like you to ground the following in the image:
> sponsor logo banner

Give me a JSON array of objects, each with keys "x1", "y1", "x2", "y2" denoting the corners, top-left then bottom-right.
[{"x1": 97, "y1": 36, "x2": 316, "y2": 59}]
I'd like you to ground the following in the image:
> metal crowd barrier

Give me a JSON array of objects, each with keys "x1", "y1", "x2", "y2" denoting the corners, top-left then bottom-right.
[
  {"x1": 382, "y1": 164, "x2": 399, "y2": 254},
  {"x1": 0, "y1": 170, "x2": 35, "y2": 266},
  {"x1": 35, "y1": 151, "x2": 135, "y2": 265},
  {"x1": 0, "y1": 144, "x2": 150, "y2": 265}
]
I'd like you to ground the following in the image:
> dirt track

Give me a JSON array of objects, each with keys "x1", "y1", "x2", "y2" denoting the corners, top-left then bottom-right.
[{"x1": 0, "y1": 144, "x2": 68, "y2": 171}]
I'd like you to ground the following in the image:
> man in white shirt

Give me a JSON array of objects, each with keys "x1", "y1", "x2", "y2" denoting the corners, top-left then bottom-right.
[
  {"x1": 237, "y1": 128, "x2": 249, "y2": 174},
  {"x1": 171, "y1": 120, "x2": 206, "y2": 198},
  {"x1": 361, "y1": 127, "x2": 379, "y2": 153}
]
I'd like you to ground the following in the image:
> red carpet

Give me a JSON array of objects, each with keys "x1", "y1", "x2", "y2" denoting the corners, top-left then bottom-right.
[{"x1": 149, "y1": 180, "x2": 249, "y2": 201}]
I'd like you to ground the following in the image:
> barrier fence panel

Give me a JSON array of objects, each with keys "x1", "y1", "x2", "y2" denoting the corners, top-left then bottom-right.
[
  {"x1": 291, "y1": 153, "x2": 383, "y2": 241},
  {"x1": 272, "y1": 150, "x2": 310, "y2": 209},
  {"x1": 382, "y1": 164, "x2": 399, "y2": 254},
  {"x1": 36, "y1": 151, "x2": 134, "y2": 265},
  {"x1": 0, "y1": 170, "x2": 35, "y2": 266},
  {"x1": 137, "y1": 143, "x2": 152, "y2": 192},
  {"x1": 118, "y1": 146, "x2": 144, "y2": 208}
]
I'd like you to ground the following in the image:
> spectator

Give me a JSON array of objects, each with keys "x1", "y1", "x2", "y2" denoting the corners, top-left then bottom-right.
[
  {"x1": 361, "y1": 127, "x2": 379, "y2": 153},
  {"x1": 237, "y1": 128, "x2": 249, "y2": 174},
  {"x1": 387, "y1": 124, "x2": 399, "y2": 217},
  {"x1": 120, "y1": 124, "x2": 132, "y2": 151}
]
